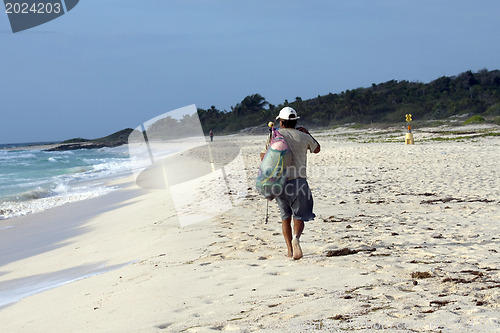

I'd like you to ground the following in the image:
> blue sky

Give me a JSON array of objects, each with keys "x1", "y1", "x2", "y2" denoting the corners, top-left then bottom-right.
[{"x1": 1, "y1": 0, "x2": 500, "y2": 143}]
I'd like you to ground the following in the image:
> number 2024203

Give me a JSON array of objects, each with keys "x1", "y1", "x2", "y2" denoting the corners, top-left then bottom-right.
[{"x1": 5, "y1": 2, "x2": 62, "y2": 14}]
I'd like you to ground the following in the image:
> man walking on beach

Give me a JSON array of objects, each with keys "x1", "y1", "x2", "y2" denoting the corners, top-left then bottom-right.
[{"x1": 261, "y1": 107, "x2": 320, "y2": 260}]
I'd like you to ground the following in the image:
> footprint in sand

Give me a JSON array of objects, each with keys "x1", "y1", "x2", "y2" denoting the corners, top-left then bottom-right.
[{"x1": 155, "y1": 322, "x2": 173, "y2": 330}]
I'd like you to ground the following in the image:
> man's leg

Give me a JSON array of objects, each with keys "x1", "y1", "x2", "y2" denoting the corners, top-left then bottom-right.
[
  {"x1": 281, "y1": 217, "x2": 293, "y2": 257},
  {"x1": 293, "y1": 219, "x2": 304, "y2": 239},
  {"x1": 292, "y1": 219, "x2": 304, "y2": 260}
]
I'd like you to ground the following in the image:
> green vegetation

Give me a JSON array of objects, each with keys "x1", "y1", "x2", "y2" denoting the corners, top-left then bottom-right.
[
  {"x1": 428, "y1": 132, "x2": 499, "y2": 141},
  {"x1": 464, "y1": 115, "x2": 486, "y2": 124},
  {"x1": 92, "y1": 128, "x2": 135, "y2": 145},
  {"x1": 197, "y1": 69, "x2": 500, "y2": 134},
  {"x1": 483, "y1": 102, "x2": 500, "y2": 116},
  {"x1": 61, "y1": 137, "x2": 90, "y2": 144},
  {"x1": 61, "y1": 129, "x2": 134, "y2": 145}
]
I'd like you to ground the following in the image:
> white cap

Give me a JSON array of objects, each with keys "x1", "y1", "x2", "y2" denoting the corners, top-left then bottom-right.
[{"x1": 276, "y1": 107, "x2": 300, "y2": 120}]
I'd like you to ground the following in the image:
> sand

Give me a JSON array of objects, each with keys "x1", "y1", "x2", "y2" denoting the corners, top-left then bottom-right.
[{"x1": 0, "y1": 124, "x2": 499, "y2": 332}]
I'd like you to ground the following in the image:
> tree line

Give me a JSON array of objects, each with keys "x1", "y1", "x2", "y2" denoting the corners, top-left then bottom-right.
[{"x1": 197, "y1": 69, "x2": 500, "y2": 134}]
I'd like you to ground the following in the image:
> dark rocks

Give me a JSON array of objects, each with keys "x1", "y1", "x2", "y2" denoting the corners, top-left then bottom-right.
[
  {"x1": 326, "y1": 247, "x2": 376, "y2": 257},
  {"x1": 46, "y1": 142, "x2": 110, "y2": 151},
  {"x1": 411, "y1": 271, "x2": 433, "y2": 279},
  {"x1": 45, "y1": 128, "x2": 135, "y2": 151},
  {"x1": 326, "y1": 248, "x2": 358, "y2": 257}
]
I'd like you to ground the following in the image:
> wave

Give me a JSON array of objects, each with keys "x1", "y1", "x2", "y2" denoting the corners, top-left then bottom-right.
[
  {"x1": 0, "y1": 179, "x2": 52, "y2": 192},
  {"x1": 0, "y1": 147, "x2": 131, "y2": 219},
  {"x1": 0, "y1": 185, "x2": 116, "y2": 220},
  {"x1": 92, "y1": 159, "x2": 131, "y2": 173},
  {"x1": 47, "y1": 156, "x2": 71, "y2": 164},
  {"x1": 43, "y1": 150, "x2": 74, "y2": 156},
  {"x1": 14, "y1": 188, "x2": 51, "y2": 201},
  {"x1": 2, "y1": 180, "x2": 72, "y2": 202},
  {"x1": 0, "y1": 152, "x2": 37, "y2": 161}
]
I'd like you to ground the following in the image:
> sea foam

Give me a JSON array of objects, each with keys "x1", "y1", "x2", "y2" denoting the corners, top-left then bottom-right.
[{"x1": 0, "y1": 145, "x2": 131, "y2": 220}]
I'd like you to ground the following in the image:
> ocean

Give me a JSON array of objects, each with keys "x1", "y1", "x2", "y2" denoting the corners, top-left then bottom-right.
[{"x1": 0, "y1": 143, "x2": 132, "y2": 220}]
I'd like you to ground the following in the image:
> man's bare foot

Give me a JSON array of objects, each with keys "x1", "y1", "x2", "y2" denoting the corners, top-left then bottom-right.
[
  {"x1": 292, "y1": 237, "x2": 303, "y2": 260},
  {"x1": 287, "y1": 249, "x2": 293, "y2": 258}
]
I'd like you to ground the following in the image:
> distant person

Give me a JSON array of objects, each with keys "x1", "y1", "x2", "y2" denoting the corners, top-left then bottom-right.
[
  {"x1": 260, "y1": 107, "x2": 320, "y2": 260},
  {"x1": 209, "y1": 130, "x2": 214, "y2": 142}
]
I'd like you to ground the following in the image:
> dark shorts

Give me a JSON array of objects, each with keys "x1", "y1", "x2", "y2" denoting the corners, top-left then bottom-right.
[{"x1": 275, "y1": 177, "x2": 315, "y2": 221}]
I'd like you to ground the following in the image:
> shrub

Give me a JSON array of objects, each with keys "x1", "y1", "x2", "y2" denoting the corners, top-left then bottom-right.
[{"x1": 464, "y1": 115, "x2": 486, "y2": 125}]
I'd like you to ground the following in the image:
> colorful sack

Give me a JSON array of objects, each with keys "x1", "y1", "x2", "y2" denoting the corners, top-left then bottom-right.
[{"x1": 256, "y1": 128, "x2": 292, "y2": 199}]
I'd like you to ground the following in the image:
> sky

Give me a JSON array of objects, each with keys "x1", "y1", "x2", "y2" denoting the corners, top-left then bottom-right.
[{"x1": 1, "y1": 0, "x2": 500, "y2": 143}]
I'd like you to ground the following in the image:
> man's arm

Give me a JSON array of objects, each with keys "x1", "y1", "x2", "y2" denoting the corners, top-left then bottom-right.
[
  {"x1": 313, "y1": 140, "x2": 321, "y2": 153},
  {"x1": 297, "y1": 126, "x2": 320, "y2": 153}
]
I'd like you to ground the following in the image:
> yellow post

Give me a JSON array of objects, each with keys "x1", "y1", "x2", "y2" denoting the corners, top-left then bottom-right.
[
  {"x1": 405, "y1": 114, "x2": 414, "y2": 144},
  {"x1": 405, "y1": 132, "x2": 414, "y2": 145}
]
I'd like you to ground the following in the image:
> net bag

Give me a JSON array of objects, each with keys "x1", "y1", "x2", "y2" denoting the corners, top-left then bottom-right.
[{"x1": 256, "y1": 129, "x2": 292, "y2": 199}]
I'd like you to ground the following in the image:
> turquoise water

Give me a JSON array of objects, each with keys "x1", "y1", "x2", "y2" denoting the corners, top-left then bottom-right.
[{"x1": 0, "y1": 144, "x2": 131, "y2": 219}]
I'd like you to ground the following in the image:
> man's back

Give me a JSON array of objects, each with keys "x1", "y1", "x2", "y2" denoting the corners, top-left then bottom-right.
[{"x1": 279, "y1": 128, "x2": 318, "y2": 180}]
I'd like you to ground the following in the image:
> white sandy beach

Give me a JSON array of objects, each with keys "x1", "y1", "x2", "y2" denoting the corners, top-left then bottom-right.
[{"x1": 0, "y1": 125, "x2": 499, "y2": 332}]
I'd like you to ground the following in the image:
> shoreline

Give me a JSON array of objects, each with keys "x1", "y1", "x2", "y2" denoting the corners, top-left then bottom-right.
[
  {"x1": 0, "y1": 127, "x2": 498, "y2": 332},
  {"x1": 0, "y1": 143, "x2": 133, "y2": 221},
  {"x1": 0, "y1": 175, "x2": 143, "y2": 306}
]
